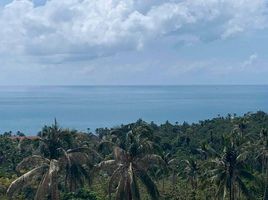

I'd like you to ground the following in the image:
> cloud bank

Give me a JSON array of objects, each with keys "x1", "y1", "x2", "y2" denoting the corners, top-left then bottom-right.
[{"x1": 0, "y1": 0, "x2": 267, "y2": 60}]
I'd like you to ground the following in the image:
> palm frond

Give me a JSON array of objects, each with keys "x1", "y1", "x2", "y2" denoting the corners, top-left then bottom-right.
[
  {"x1": 138, "y1": 154, "x2": 165, "y2": 170},
  {"x1": 237, "y1": 151, "x2": 250, "y2": 162},
  {"x1": 16, "y1": 155, "x2": 50, "y2": 172},
  {"x1": 215, "y1": 179, "x2": 225, "y2": 199},
  {"x1": 58, "y1": 148, "x2": 72, "y2": 168},
  {"x1": 167, "y1": 158, "x2": 180, "y2": 166},
  {"x1": 7, "y1": 165, "x2": 48, "y2": 197},
  {"x1": 115, "y1": 176, "x2": 126, "y2": 200},
  {"x1": 136, "y1": 169, "x2": 159, "y2": 200},
  {"x1": 95, "y1": 160, "x2": 117, "y2": 172},
  {"x1": 108, "y1": 166, "x2": 123, "y2": 198},
  {"x1": 128, "y1": 163, "x2": 141, "y2": 200},
  {"x1": 236, "y1": 177, "x2": 253, "y2": 199},
  {"x1": 34, "y1": 171, "x2": 50, "y2": 200},
  {"x1": 69, "y1": 152, "x2": 90, "y2": 165},
  {"x1": 139, "y1": 139, "x2": 162, "y2": 154},
  {"x1": 98, "y1": 140, "x2": 115, "y2": 152},
  {"x1": 67, "y1": 147, "x2": 102, "y2": 159},
  {"x1": 238, "y1": 169, "x2": 255, "y2": 181}
]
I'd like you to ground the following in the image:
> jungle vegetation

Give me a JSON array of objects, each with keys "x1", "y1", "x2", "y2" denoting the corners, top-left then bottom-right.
[{"x1": 1, "y1": 111, "x2": 268, "y2": 200}]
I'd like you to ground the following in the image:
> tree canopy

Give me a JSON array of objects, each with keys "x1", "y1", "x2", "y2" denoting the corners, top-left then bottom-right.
[{"x1": 1, "y1": 111, "x2": 268, "y2": 199}]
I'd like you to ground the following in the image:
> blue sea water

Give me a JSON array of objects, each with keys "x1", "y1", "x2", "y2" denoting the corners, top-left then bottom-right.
[{"x1": 0, "y1": 85, "x2": 267, "y2": 135}]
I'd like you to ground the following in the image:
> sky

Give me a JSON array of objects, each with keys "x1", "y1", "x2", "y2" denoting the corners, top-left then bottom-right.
[{"x1": 0, "y1": 0, "x2": 268, "y2": 85}]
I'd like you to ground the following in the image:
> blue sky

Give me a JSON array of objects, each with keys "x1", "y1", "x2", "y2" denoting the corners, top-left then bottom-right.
[{"x1": 0, "y1": 0, "x2": 268, "y2": 85}]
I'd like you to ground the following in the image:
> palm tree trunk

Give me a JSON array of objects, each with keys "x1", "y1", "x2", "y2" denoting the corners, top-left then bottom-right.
[
  {"x1": 127, "y1": 181, "x2": 132, "y2": 200},
  {"x1": 232, "y1": 183, "x2": 235, "y2": 200},
  {"x1": 233, "y1": 183, "x2": 236, "y2": 200},
  {"x1": 50, "y1": 160, "x2": 60, "y2": 200},
  {"x1": 229, "y1": 180, "x2": 233, "y2": 200},
  {"x1": 51, "y1": 176, "x2": 60, "y2": 200}
]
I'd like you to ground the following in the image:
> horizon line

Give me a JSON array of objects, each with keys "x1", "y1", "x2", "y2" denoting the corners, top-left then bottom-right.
[{"x1": 0, "y1": 84, "x2": 268, "y2": 87}]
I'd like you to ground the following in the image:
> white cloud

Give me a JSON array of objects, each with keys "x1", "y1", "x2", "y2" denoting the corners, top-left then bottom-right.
[
  {"x1": 242, "y1": 53, "x2": 259, "y2": 68},
  {"x1": 221, "y1": 0, "x2": 267, "y2": 38},
  {"x1": 0, "y1": 0, "x2": 267, "y2": 62}
]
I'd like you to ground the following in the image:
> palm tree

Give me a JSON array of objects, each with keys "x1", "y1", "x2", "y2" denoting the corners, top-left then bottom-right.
[
  {"x1": 209, "y1": 140, "x2": 254, "y2": 200},
  {"x1": 37, "y1": 119, "x2": 76, "y2": 159},
  {"x1": 96, "y1": 128, "x2": 164, "y2": 200},
  {"x1": 7, "y1": 121, "x2": 97, "y2": 200}
]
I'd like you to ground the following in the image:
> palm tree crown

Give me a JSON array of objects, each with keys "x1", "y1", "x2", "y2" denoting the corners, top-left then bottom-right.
[{"x1": 96, "y1": 125, "x2": 164, "y2": 200}]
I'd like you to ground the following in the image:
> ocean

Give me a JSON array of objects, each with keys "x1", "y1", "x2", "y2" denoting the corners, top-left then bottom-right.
[{"x1": 0, "y1": 85, "x2": 267, "y2": 135}]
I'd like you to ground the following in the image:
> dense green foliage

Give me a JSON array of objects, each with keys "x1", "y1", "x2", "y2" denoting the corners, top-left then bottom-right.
[
  {"x1": 61, "y1": 188, "x2": 100, "y2": 200},
  {"x1": 1, "y1": 111, "x2": 268, "y2": 199}
]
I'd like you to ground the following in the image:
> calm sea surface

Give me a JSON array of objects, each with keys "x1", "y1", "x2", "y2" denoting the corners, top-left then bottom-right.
[{"x1": 0, "y1": 85, "x2": 267, "y2": 134}]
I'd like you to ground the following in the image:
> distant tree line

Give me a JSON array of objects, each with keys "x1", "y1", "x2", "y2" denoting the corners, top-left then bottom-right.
[{"x1": 0, "y1": 111, "x2": 268, "y2": 199}]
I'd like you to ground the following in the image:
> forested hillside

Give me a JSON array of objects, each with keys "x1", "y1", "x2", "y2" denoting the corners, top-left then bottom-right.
[{"x1": 1, "y1": 111, "x2": 268, "y2": 200}]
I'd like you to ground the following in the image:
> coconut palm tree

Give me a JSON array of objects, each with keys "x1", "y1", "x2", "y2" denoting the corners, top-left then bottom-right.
[
  {"x1": 7, "y1": 121, "x2": 97, "y2": 200},
  {"x1": 37, "y1": 119, "x2": 76, "y2": 159},
  {"x1": 96, "y1": 129, "x2": 164, "y2": 200},
  {"x1": 209, "y1": 140, "x2": 254, "y2": 200}
]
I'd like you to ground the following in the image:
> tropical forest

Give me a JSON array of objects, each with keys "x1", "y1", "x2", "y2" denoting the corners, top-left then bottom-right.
[{"x1": 1, "y1": 111, "x2": 268, "y2": 200}]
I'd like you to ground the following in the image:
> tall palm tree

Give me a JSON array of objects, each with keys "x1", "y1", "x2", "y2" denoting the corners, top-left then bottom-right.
[
  {"x1": 209, "y1": 141, "x2": 254, "y2": 200},
  {"x1": 7, "y1": 121, "x2": 96, "y2": 200},
  {"x1": 37, "y1": 119, "x2": 76, "y2": 159},
  {"x1": 96, "y1": 129, "x2": 164, "y2": 200}
]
